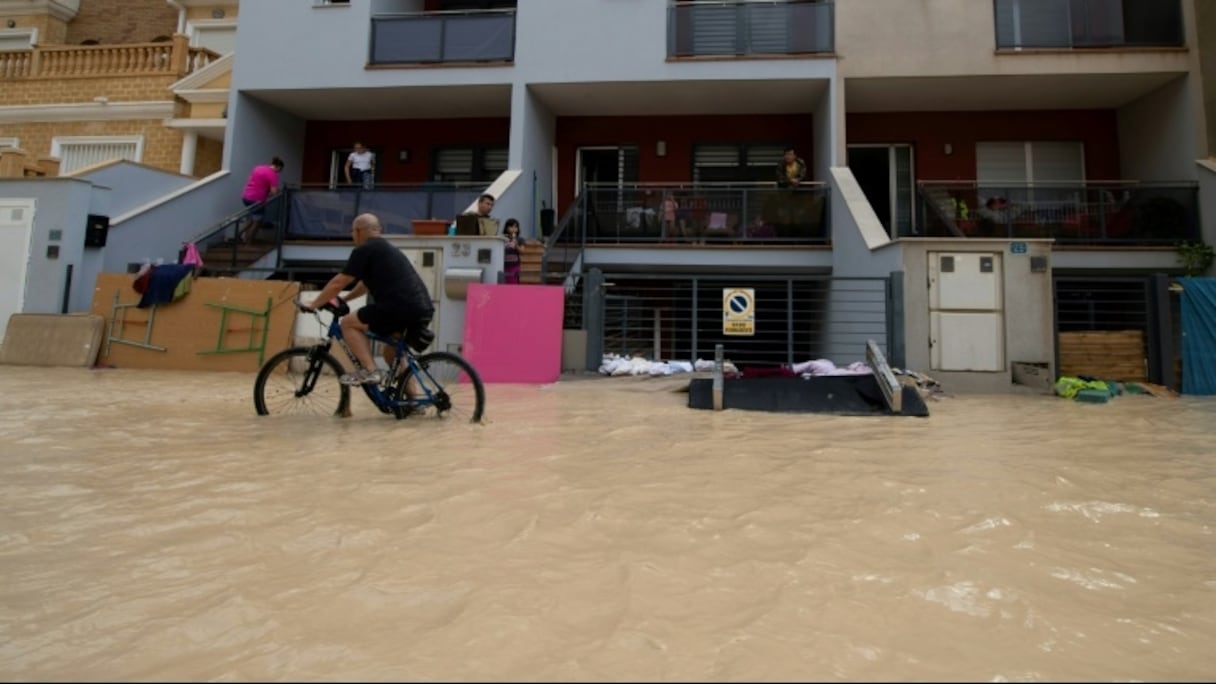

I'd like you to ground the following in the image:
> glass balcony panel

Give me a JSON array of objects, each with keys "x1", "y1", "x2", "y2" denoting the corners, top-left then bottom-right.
[
  {"x1": 370, "y1": 11, "x2": 514, "y2": 64},
  {"x1": 994, "y1": 0, "x2": 1182, "y2": 49},
  {"x1": 668, "y1": 1, "x2": 833, "y2": 58}
]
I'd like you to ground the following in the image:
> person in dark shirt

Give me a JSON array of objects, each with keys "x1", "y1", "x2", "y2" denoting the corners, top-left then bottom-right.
[{"x1": 307, "y1": 213, "x2": 435, "y2": 385}]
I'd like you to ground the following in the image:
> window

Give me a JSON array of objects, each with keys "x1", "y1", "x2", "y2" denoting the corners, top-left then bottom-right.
[
  {"x1": 0, "y1": 28, "x2": 37, "y2": 51},
  {"x1": 431, "y1": 146, "x2": 509, "y2": 183},
  {"x1": 51, "y1": 136, "x2": 143, "y2": 174},
  {"x1": 692, "y1": 143, "x2": 785, "y2": 184},
  {"x1": 188, "y1": 20, "x2": 237, "y2": 55},
  {"x1": 0, "y1": 137, "x2": 18, "y2": 150},
  {"x1": 976, "y1": 140, "x2": 1084, "y2": 205},
  {"x1": 439, "y1": 0, "x2": 516, "y2": 10}
]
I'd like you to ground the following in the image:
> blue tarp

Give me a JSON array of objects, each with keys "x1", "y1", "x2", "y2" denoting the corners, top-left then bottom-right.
[
  {"x1": 286, "y1": 188, "x2": 481, "y2": 238},
  {"x1": 1180, "y1": 277, "x2": 1216, "y2": 395}
]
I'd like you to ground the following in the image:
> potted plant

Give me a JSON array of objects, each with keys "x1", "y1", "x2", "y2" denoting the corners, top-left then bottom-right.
[{"x1": 1176, "y1": 240, "x2": 1214, "y2": 277}]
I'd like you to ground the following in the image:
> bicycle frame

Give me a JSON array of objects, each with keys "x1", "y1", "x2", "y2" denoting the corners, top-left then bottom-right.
[{"x1": 315, "y1": 311, "x2": 438, "y2": 414}]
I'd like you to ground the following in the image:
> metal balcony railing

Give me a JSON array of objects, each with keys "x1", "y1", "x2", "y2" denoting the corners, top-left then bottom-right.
[
  {"x1": 916, "y1": 181, "x2": 1200, "y2": 245},
  {"x1": 668, "y1": 0, "x2": 834, "y2": 58},
  {"x1": 578, "y1": 182, "x2": 830, "y2": 245},
  {"x1": 993, "y1": 0, "x2": 1184, "y2": 50},
  {"x1": 369, "y1": 9, "x2": 516, "y2": 65}
]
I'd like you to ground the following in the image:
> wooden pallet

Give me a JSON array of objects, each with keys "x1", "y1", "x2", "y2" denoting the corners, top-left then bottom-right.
[{"x1": 1058, "y1": 330, "x2": 1146, "y2": 381}]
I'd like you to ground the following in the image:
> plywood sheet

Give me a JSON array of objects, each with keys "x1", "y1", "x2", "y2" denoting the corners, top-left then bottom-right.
[
  {"x1": 462, "y1": 283, "x2": 563, "y2": 383},
  {"x1": 90, "y1": 273, "x2": 301, "y2": 372},
  {"x1": 1058, "y1": 330, "x2": 1146, "y2": 382}
]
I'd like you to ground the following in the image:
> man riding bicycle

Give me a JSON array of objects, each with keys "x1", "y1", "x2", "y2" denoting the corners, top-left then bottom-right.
[{"x1": 306, "y1": 213, "x2": 434, "y2": 385}]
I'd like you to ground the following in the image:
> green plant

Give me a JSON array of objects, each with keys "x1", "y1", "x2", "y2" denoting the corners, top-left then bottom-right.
[{"x1": 1176, "y1": 240, "x2": 1214, "y2": 277}]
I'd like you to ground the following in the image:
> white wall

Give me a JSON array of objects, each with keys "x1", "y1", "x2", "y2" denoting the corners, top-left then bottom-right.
[
  {"x1": 0, "y1": 179, "x2": 102, "y2": 315},
  {"x1": 836, "y1": 0, "x2": 1190, "y2": 78},
  {"x1": 900, "y1": 239, "x2": 1055, "y2": 393},
  {"x1": 1118, "y1": 75, "x2": 1204, "y2": 181},
  {"x1": 507, "y1": 85, "x2": 556, "y2": 240}
]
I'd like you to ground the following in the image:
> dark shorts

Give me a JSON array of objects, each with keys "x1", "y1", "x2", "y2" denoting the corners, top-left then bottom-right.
[
  {"x1": 242, "y1": 197, "x2": 264, "y2": 220},
  {"x1": 357, "y1": 303, "x2": 431, "y2": 338}
]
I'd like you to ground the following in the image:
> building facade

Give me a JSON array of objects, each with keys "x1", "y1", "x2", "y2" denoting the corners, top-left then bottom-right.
[
  {"x1": 4, "y1": 0, "x2": 1212, "y2": 391},
  {"x1": 0, "y1": 0, "x2": 238, "y2": 178}
]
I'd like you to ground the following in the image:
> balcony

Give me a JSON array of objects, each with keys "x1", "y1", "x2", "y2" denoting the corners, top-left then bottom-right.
[
  {"x1": 0, "y1": 35, "x2": 219, "y2": 80},
  {"x1": 917, "y1": 181, "x2": 1200, "y2": 245},
  {"x1": 559, "y1": 183, "x2": 830, "y2": 246},
  {"x1": 667, "y1": 0, "x2": 834, "y2": 59},
  {"x1": 994, "y1": 0, "x2": 1184, "y2": 50},
  {"x1": 369, "y1": 9, "x2": 516, "y2": 66}
]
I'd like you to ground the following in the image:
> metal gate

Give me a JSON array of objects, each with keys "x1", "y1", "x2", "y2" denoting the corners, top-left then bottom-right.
[
  {"x1": 585, "y1": 270, "x2": 897, "y2": 368},
  {"x1": 1053, "y1": 274, "x2": 1176, "y2": 387}
]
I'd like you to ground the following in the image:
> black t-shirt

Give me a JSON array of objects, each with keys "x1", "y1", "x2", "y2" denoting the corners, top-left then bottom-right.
[{"x1": 342, "y1": 236, "x2": 434, "y2": 318}]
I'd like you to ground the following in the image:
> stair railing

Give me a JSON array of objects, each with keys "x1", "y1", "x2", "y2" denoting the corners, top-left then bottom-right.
[
  {"x1": 541, "y1": 192, "x2": 587, "y2": 295},
  {"x1": 187, "y1": 192, "x2": 287, "y2": 274}
]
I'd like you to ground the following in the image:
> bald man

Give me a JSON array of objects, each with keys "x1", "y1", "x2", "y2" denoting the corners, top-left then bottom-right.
[{"x1": 308, "y1": 213, "x2": 434, "y2": 385}]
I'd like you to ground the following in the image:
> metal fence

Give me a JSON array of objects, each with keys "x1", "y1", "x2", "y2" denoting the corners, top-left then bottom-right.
[
  {"x1": 1053, "y1": 274, "x2": 1177, "y2": 388},
  {"x1": 668, "y1": 0, "x2": 834, "y2": 57},
  {"x1": 917, "y1": 181, "x2": 1200, "y2": 245},
  {"x1": 585, "y1": 269, "x2": 896, "y2": 369}
]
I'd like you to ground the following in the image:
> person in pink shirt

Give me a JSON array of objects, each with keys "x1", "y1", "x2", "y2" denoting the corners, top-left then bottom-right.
[{"x1": 239, "y1": 156, "x2": 284, "y2": 244}]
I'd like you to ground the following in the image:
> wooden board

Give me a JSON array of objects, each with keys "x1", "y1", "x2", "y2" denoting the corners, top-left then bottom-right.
[
  {"x1": 518, "y1": 242, "x2": 545, "y2": 284},
  {"x1": 866, "y1": 339, "x2": 902, "y2": 413},
  {"x1": 90, "y1": 273, "x2": 301, "y2": 372},
  {"x1": 1058, "y1": 330, "x2": 1147, "y2": 382}
]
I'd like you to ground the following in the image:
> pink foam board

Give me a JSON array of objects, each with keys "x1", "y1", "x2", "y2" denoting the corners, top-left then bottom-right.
[{"x1": 462, "y1": 283, "x2": 565, "y2": 383}]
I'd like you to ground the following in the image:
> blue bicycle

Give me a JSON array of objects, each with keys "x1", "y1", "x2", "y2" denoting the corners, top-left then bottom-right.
[{"x1": 253, "y1": 299, "x2": 485, "y2": 422}]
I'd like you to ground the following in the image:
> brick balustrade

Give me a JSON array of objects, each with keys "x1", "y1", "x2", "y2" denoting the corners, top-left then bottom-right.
[{"x1": 0, "y1": 35, "x2": 219, "y2": 80}]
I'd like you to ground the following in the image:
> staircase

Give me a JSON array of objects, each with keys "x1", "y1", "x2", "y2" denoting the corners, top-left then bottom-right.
[{"x1": 199, "y1": 240, "x2": 275, "y2": 276}]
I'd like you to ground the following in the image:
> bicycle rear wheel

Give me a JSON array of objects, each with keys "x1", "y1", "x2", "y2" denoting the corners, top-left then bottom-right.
[
  {"x1": 396, "y1": 351, "x2": 485, "y2": 423},
  {"x1": 254, "y1": 346, "x2": 350, "y2": 417}
]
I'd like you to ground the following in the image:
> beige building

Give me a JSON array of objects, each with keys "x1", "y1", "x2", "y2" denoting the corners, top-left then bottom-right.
[{"x1": 0, "y1": 0, "x2": 237, "y2": 179}]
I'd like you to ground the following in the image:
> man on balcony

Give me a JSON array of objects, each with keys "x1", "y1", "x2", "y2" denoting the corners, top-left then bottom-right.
[{"x1": 344, "y1": 142, "x2": 376, "y2": 190}]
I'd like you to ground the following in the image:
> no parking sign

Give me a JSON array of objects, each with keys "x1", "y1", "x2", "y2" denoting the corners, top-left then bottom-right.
[{"x1": 722, "y1": 288, "x2": 755, "y2": 336}]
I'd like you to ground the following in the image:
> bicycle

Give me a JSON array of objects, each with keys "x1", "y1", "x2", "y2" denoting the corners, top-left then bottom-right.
[{"x1": 253, "y1": 299, "x2": 485, "y2": 422}]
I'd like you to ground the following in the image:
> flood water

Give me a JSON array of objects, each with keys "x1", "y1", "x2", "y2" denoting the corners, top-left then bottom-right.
[{"x1": 0, "y1": 365, "x2": 1214, "y2": 682}]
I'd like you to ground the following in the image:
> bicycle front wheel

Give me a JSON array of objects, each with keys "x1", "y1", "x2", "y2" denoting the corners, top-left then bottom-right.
[
  {"x1": 254, "y1": 347, "x2": 351, "y2": 417},
  {"x1": 397, "y1": 351, "x2": 486, "y2": 423}
]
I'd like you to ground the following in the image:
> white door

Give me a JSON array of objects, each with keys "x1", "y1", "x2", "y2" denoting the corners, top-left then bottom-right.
[
  {"x1": 0, "y1": 199, "x2": 35, "y2": 343},
  {"x1": 928, "y1": 251, "x2": 1005, "y2": 371}
]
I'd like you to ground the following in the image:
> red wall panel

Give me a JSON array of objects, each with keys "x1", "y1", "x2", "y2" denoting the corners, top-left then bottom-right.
[
  {"x1": 846, "y1": 110, "x2": 1121, "y2": 181},
  {"x1": 555, "y1": 114, "x2": 815, "y2": 211},
  {"x1": 301, "y1": 118, "x2": 511, "y2": 185}
]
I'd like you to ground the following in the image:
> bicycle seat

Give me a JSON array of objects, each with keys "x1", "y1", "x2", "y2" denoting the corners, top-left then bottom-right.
[{"x1": 403, "y1": 327, "x2": 435, "y2": 353}]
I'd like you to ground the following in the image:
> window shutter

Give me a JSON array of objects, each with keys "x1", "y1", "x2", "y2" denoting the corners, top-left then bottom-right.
[
  {"x1": 976, "y1": 142, "x2": 1028, "y2": 184},
  {"x1": 436, "y1": 148, "x2": 473, "y2": 175},
  {"x1": 995, "y1": 0, "x2": 1071, "y2": 48},
  {"x1": 482, "y1": 147, "x2": 508, "y2": 173},
  {"x1": 690, "y1": 5, "x2": 738, "y2": 55},
  {"x1": 194, "y1": 26, "x2": 237, "y2": 55},
  {"x1": 57, "y1": 139, "x2": 140, "y2": 173},
  {"x1": 746, "y1": 145, "x2": 784, "y2": 168},
  {"x1": 747, "y1": 4, "x2": 789, "y2": 53},
  {"x1": 1029, "y1": 141, "x2": 1084, "y2": 184}
]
